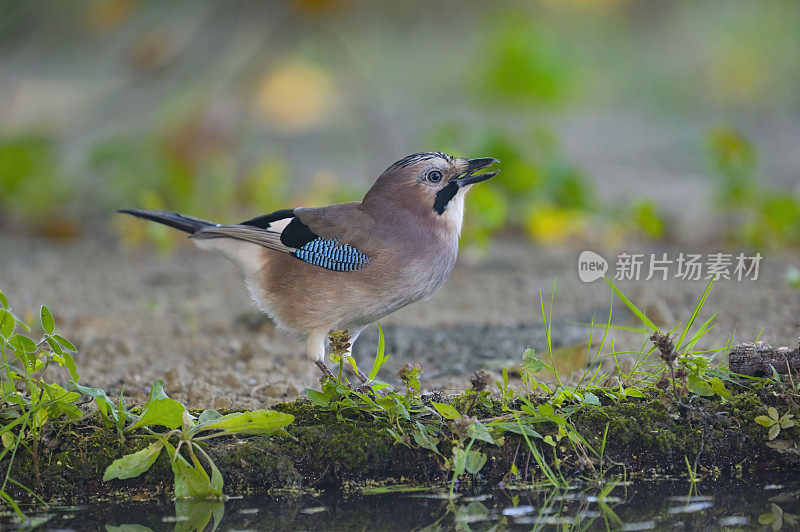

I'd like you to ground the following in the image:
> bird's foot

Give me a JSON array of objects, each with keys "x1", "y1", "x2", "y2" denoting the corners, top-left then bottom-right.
[
  {"x1": 351, "y1": 368, "x2": 372, "y2": 384},
  {"x1": 352, "y1": 380, "x2": 395, "y2": 397},
  {"x1": 315, "y1": 360, "x2": 336, "y2": 380},
  {"x1": 353, "y1": 382, "x2": 375, "y2": 395},
  {"x1": 340, "y1": 357, "x2": 370, "y2": 382}
]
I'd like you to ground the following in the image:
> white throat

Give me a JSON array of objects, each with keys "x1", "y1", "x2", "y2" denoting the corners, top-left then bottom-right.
[{"x1": 440, "y1": 190, "x2": 466, "y2": 237}]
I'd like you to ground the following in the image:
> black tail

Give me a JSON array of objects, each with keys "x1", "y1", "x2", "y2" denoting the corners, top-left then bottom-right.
[{"x1": 118, "y1": 209, "x2": 216, "y2": 234}]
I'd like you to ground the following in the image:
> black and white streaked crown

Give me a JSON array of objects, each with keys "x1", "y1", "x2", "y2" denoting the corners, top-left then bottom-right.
[{"x1": 386, "y1": 152, "x2": 455, "y2": 172}]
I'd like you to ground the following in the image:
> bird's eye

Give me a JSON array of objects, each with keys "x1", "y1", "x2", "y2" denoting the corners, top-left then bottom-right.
[{"x1": 427, "y1": 170, "x2": 443, "y2": 183}]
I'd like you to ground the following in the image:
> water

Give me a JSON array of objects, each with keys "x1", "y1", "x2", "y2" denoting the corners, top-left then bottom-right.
[{"x1": 3, "y1": 476, "x2": 798, "y2": 530}]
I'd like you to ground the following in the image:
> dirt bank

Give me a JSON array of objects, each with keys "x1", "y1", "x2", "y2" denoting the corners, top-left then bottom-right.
[{"x1": 6, "y1": 383, "x2": 799, "y2": 502}]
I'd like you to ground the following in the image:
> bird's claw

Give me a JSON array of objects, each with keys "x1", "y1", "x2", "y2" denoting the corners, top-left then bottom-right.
[
  {"x1": 353, "y1": 383, "x2": 374, "y2": 395},
  {"x1": 352, "y1": 381, "x2": 396, "y2": 397}
]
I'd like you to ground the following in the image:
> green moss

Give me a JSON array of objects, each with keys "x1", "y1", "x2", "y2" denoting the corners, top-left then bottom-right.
[
  {"x1": 569, "y1": 385, "x2": 800, "y2": 472},
  {"x1": 273, "y1": 398, "x2": 438, "y2": 483}
]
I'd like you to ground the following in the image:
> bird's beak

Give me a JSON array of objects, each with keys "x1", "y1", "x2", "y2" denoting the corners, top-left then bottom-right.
[{"x1": 455, "y1": 157, "x2": 500, "y2": 186}]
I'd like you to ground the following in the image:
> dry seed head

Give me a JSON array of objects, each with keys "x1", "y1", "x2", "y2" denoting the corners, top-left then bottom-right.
[
  {"x1": 470, "y1": 370, "x2": 492, "y2": 392},
  {"x1": 397, "y1": 363, "x2": 423, "y2": 382},
  {"x1": 650, "y1": 330, "x2": 677, "y2": 365},
  {"x1": 328, "y1": 329, "x2": 351, "y2": 356}
]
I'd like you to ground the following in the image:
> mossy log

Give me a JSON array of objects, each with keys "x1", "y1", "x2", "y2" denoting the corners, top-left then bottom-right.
[
  {"x1": 729, "y1": 341, "x2": 800, "y2": 377},
  {"x1": 4, "y1": 386, "x2": 800, "y2": 502}
]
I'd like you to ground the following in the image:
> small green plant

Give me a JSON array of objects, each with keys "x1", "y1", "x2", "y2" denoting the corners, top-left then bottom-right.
[
  {"x1": 755, "y1": 407, "x2": 796, "y2": 441},
  {"x1": 0, "y1": 287, "x2": 294, "y2": 507},
  {"x1": 759, "y1": 503, "x2": 799, "y2": 529},
  {"x1": 432, "y1": 402, "x2": 498, "y2": 497},
  {"x1": 706, "y1": 128, "x2": 759, "y2": 208},
  {"x1": 303, "y1": 324, "x2": 506, "y2": 489},
  {"x1": 102, "y1": 380, "x2": 293, "y2": 499},
  {"x1": 328, "y1": 329, "x2": 354, "y2": 383},
  {"x1": 448, "y1": 440, "x2": 486, "y2": 495},
  {"x1": 685, "y1": 455, "x2": 701, "y2": 497},
  {"x1": 496, "y1": 367, "x2": 513, "y2": 411},
  {"x1": 74, "y1": 384, "x2": 131, "y2": 439},
  {"x1": 397, "y1": 363, "x2": 423, "y2": 399},
  {"x1": 0, "y1": 290, "x2": 82, "y2": 516},
  {"x1": 598, "y1": 276, "x2": 736, "y2": 405},
  {"x1": 520, "y1": 348, "x2": 547, "y2": 397}
]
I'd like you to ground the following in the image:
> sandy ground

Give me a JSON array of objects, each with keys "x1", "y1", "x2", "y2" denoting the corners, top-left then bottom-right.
[{"x1": 0, "y1": 233, "x2": 798, "y2": 408}]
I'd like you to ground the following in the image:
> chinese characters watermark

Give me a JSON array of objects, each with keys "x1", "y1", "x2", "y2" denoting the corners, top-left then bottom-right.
[{"x1": 578, "y1": 251, "x2": 762, "y2": 282}]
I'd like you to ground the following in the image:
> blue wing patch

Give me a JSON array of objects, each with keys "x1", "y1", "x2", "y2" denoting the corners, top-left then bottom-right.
[{"x1": 294, "y1": 238, "x2": 369, "y2": 271}]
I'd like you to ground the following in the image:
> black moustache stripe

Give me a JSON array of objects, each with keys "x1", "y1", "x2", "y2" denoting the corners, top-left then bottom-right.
[{"x1": 433, "y1": 180, "x2": 459, "y2": 215}]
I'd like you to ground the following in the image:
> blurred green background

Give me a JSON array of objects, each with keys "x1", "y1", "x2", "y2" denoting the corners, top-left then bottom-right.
[{"x1": 1, "y1": 0, "x2": 799, "y2": 250}]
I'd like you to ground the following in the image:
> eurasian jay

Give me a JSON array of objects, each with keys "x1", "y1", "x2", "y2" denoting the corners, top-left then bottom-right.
[{"x1": 120, "y1": 152, "x2": 499, "y2": 383}]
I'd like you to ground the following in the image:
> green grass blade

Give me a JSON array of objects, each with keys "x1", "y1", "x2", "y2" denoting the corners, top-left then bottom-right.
[
  {"x1": 539, "y1": 280, "x2": 561, "y2": 387},
  {"x1": 368, "y1": 321, "x2": 389, "y2": 381},
  {"x1": 595, "y1": 288, "x2": 613, "y2": 359},
  {"x1": 676, "y1": 277, "x2": 714, "y2": 350},
  {"x1": 603, "y1": 277, "x2": 657, "y2": 332},
  {"x1": 514, "y1": 414, "x2": 561, "y2": 487},
  {"x1": 683, "y1": 315, "x2": 718, "y2": 352}
]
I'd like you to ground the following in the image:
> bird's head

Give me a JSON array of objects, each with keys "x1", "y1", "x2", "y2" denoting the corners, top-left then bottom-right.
[{"x1": 364, "y1": 152, "x2": 499, "y2": 221}]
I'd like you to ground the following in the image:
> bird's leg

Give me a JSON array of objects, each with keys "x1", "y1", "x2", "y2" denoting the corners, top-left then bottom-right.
[
  {"x1": 307, "y1": 329, "x2": 336, "y2": 380},
  {"x1": 341, "y1": 340, "x2": 369, "y2": 383},
  {"x1": 345, "y1": 359, "x2": 370, "y2": 384},
  {"x1": 338, "y1": 329, "x2": 394, "y2": 395},
  {"x1": 347, "y1": 358, "x2": 374, "y2": 393},
  {"x1": 319, "y1": 327, "x2": 387, "y2": 393},
  {"x1": 351, "y1": 367, "x2": 370, "y2": 383},
  {"x1": 314, "y1": 360, "x2": 336, "y2": 380}
]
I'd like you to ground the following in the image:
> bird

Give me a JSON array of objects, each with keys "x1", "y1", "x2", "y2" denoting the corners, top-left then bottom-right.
[{"x1": 120, "y1": 152, "x2": 499, "y2": 384}]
